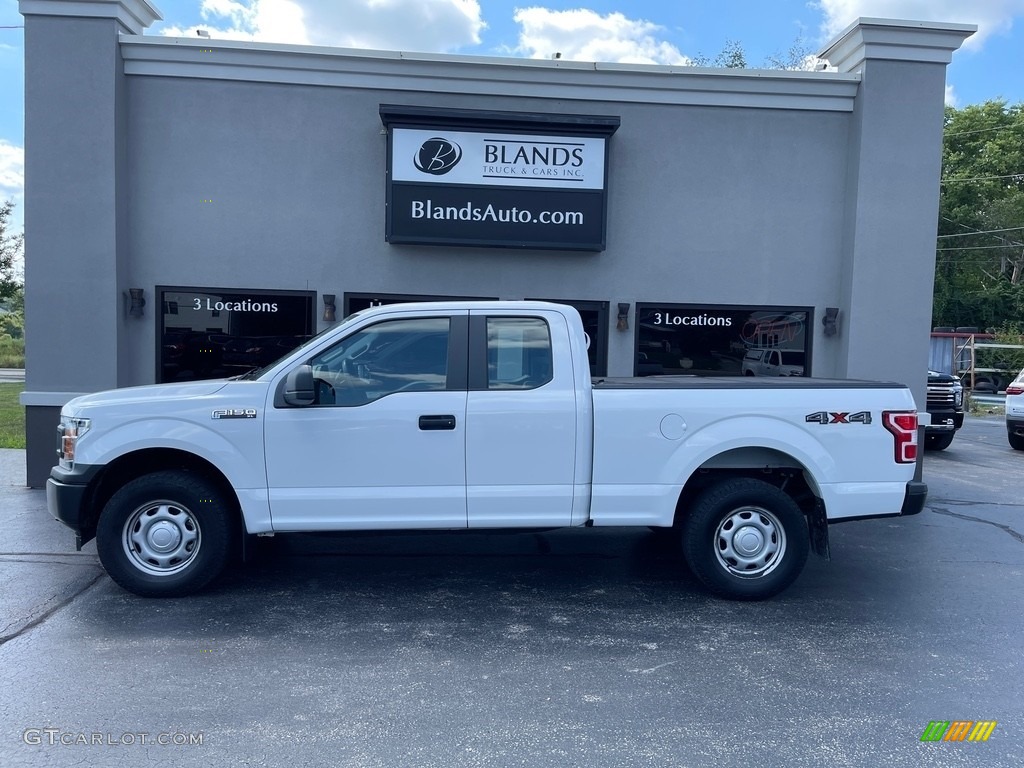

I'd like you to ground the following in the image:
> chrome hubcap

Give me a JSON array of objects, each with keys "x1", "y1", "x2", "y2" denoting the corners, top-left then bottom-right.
[
  {"x1": 122, "y1": 501, "x2": 201, "y2": 576},
  {"x1": 714, "y1": 506, "x2": 786, "y2": 578}
]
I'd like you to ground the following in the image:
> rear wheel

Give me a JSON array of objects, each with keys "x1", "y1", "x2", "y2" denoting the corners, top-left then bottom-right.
[
  {"x1": 925, "y1": 432, "x2": 955, "y2": 451},
  {"x1": 682, "y1": 478, "x2": 809, "y2": 600},
  {"x1": 1009, "y1": 432, "x2": 1024, "y2": 451},
  {"x1": 96, "y1": 471, "x2": 234, "y2": 597}
]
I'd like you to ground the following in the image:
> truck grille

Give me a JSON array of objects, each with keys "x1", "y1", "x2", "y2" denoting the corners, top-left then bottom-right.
[{"x1": 927, "y1": 384, "x2": 957, "y2": 406}]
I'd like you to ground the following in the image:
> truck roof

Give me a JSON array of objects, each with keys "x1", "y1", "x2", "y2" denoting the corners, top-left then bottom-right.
[{"x1": 351, "y1": 300, "x2": 577, "y2": 318}]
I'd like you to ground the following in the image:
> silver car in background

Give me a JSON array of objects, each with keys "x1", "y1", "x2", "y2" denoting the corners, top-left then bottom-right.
[{"x1": 1007, "y1": 368, "x2": 1024, "y2": 451}]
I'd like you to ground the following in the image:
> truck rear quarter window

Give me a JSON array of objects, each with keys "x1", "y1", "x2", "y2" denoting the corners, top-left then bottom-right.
[{"x1": 487, "y1": 317, "x2": 553, "y2": 390}]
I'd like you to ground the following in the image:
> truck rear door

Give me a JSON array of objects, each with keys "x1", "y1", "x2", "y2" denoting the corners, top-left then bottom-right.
[{"x1": 466, "y1": 309, "x2": 579, "y2": 527}]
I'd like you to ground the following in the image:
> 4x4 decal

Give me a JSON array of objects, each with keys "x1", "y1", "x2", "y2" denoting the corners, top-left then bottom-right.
[{"x1": 805, "y1": 411, "x2": 872, "y2": 425}]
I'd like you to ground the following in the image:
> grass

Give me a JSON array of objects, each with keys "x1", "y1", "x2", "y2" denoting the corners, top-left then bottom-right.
[
  {"x1": 965, "y1": 391, "x2": 1005, "y2": 417},
  {"x1": 0, "y1": 382, "x2": 26, "y2": 449},
  {"x1": 0, "y1": 337, "x2": 25, "y2": 368}
]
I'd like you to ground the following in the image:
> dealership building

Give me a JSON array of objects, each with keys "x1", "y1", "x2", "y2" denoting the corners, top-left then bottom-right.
[{"x1": 18, "y1": 0, "x2": 973, "y2": 485}]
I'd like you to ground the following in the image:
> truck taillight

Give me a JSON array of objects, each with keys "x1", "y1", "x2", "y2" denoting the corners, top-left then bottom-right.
[{"x1": 883, "y1": 411, "x2": 918, "y2": 464}]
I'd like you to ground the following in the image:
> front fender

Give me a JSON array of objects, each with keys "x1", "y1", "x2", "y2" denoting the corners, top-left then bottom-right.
[{"x1": 79, "y1": 417, "x2": 267, "y2": 492}]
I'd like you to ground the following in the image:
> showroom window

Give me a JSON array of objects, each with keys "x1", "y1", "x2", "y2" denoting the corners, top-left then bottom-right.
[
  {"x1": 344, "y1": 293, "x2": 606, "y2": 377},
  {"x1": 634, "y1": 304, "x2": 812, "y2": 377},
  {"x1": 344, "y1": 292, "x2": 495, "y2": 317},
  {"x1": 527, "y1": 298, "x2": 608, "y2": 377},
  {"x1": 157, "y1": 287, "x2": 315, "y2": 383}
]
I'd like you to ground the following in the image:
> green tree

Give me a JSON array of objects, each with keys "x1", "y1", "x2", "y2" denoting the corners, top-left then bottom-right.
[
  {"x1": 764, "y1": 36, "x2": 817, "y2": 70},
  {"x1": 713, "y1": 39, "x2": 747, "y2": 69},
  {"x1": 691, "y1": 37, "x2": 818, "y2": 71},
  {"x1": 691, "y1": 39, "x2": 747, "y2": 69},
  {"x1": 0, "y1": 201, "x2": 24, "y2": 353},
  {"x1": 0, "y1": 200, "x2": 24, "y2": 302},
  {"x1": 934, "y1": 101, "x2": 1024, "y2": 329}
]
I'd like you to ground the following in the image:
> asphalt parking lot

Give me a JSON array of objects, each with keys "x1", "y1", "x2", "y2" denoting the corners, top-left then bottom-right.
[{"x1": 1, "y1": 415, "x2": 1022, "y2": 767}]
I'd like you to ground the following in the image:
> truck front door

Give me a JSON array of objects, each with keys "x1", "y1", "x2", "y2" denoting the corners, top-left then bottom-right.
[{"x1": 264, "y1": 312, "x2": 469, "y2": 529}]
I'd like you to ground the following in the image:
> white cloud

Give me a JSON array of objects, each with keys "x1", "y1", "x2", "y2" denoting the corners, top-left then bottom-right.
[
  {"x1": 814, "y1": 0, "x2": 1024, "y2": 49},
  {"x1": 161, "y1": 0, "x2": 485, "y2": 52},
  {"x1": 511, "y1": 7, "x2": 691, "y2": 65},
  {"x1": 0, "y1": 141, "x2": 23, "y2": 198},
  {"x1": 945, "y1": 83, "x2": 958, "y2": 106},
  {"x1": 0, "y1": 140, "x2": 24, "y2": 235}
]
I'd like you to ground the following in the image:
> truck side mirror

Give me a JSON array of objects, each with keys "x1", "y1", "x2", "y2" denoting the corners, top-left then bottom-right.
[{"x1": 282, "y1": 365, "x2": 315, "y2": 406}]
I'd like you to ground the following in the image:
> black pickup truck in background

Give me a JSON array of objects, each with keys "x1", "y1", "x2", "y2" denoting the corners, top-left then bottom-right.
[{"x1": 925, "y1": 370, "x2": 965, "y2": 451}]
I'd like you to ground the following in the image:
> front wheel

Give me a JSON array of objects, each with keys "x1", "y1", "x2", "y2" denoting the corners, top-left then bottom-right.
[
  {"x1": 682, "y1": 478, "x2": 809, "y2": 600},
  {"x1": 96, "y1": 471, "x2": 234, "y2": 597},
  {"x1": 1009, "y1": 431, "x2": 1024, "y2": 451}
]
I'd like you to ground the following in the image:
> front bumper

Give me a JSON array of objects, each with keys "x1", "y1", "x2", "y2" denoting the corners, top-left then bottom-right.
[
  {"x1": 46, "y1": 464, "x2": 102, "y2": 548},
  {"x1": 925, "y1": 409, "x2": 964, "y2": 432}
]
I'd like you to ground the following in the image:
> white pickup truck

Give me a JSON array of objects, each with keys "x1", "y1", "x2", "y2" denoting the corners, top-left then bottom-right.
[{"x1": 47, "y1": 301, "x2": 925, "y2": 600}]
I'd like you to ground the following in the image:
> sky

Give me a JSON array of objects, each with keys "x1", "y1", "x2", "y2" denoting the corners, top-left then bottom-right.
[{"x1": 1, "y1": 0, "x2": 1023, "y2": 236}]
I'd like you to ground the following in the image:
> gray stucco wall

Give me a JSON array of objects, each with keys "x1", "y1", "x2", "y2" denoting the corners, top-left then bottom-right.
[
  {"x1": 18, "y1": 1, "x2": 973, "y2": 486},
  {"x1": 122, "y1": 79, "x2": 851, "y2": 387},
  {"x1": 23, "y1": 15, "x2": 125, "y2": 393},
  {"x1": 837, "y1": 59, "x2": 949, "y2": 390}
]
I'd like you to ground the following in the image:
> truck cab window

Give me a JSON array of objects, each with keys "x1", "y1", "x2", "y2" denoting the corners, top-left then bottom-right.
[
  {"x1": 310, "y1": 317, "x2": 451, "y2": 405},
  {"x1": 487, "y1": 317, "x2": 552, "y2": 389}
]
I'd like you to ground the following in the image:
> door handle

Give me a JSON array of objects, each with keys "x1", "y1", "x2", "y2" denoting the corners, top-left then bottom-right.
[{"x1": 418, "y1": 414, "x2": 457, "y2": 431}]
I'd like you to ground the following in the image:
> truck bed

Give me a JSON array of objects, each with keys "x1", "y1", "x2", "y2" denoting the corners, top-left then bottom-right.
[{"x1": 593, "y1": 376, "x2": 907, "y2": 390}]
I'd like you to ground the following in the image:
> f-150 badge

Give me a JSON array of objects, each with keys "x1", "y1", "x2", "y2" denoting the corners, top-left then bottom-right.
[
  {"x1": 212, "y1": 409, "x2": 258, "y2": 419},
  {"x1": 805, "y1": 411, "x2": 871, "y2": 425}
]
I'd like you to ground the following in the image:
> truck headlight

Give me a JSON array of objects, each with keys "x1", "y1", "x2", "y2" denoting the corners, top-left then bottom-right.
[
  {"x1": 57, "y1": 417, "x2": 91, "y2": 469},
  {"x1": 954, "y1": 387, "x2": 963, "y2": 407}
]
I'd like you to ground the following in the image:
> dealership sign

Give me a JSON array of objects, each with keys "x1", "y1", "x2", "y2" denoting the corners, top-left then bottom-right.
[{"x1": 381, "y1": 107, "x2": 619, "y2": 251}]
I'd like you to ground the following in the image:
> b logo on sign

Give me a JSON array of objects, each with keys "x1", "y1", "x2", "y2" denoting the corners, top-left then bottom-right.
[{"x1": 414, "y1": 138, "x2": 462, "y2": 175}]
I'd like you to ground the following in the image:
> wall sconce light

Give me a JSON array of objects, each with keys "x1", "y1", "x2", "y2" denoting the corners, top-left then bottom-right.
[
  {"x1": 617, "y1": 302, "x2": 630, "y2": 332},
  {"x1": 822, "y1": 307, "x2": 840, "y2": 337},
  {"x1": 124, "y1": 288, "x2": 146, "y2": 319},
  {"x1": 322, "y1": 294, "x2": 337, "y2": 323}
]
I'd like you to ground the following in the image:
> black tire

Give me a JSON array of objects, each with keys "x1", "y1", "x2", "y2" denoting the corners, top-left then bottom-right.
[
  {"x1": 96, "y1": 471, "x2": 234, "y2": 597},
  {"x1": 682, "y1": 478, "x2": 809, "y2": 600},
  {"x1": 925, "y1": 432, "x2": 955, "y2": 451},
  {"x1": 1009, "y1": 432, "x2": 1024, "y2": 452}
]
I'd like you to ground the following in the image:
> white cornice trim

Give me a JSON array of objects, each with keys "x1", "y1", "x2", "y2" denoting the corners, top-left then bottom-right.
[
  {"x1": 119, "y1": 37, "x2": 861, "y2": 112},
  {"x1": 819, "y1": 17, "x2": 975, "y2": 73},
  {"x1": 20, "y1": 391, "x2": 89, "y2": 407},
  {"x1": 20, "y1": 0, "x2": 162, "y2": 35}
]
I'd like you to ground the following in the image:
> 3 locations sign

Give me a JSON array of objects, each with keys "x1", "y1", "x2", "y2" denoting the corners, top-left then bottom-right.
[
  {"x1": 381, "y1": 106, "x2": 619, "y2": 251},
  {"x1": 157, "y1": 286, "x2": 314, "y2": 384},
  {"x1": 634, "y1": 304, "x2": 812, "y2": 378}
]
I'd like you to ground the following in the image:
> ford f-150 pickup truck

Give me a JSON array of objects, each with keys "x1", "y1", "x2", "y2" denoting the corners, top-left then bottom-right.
[{"x1": 47, "y1": 302, "x2": 925, "y2": 600}]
